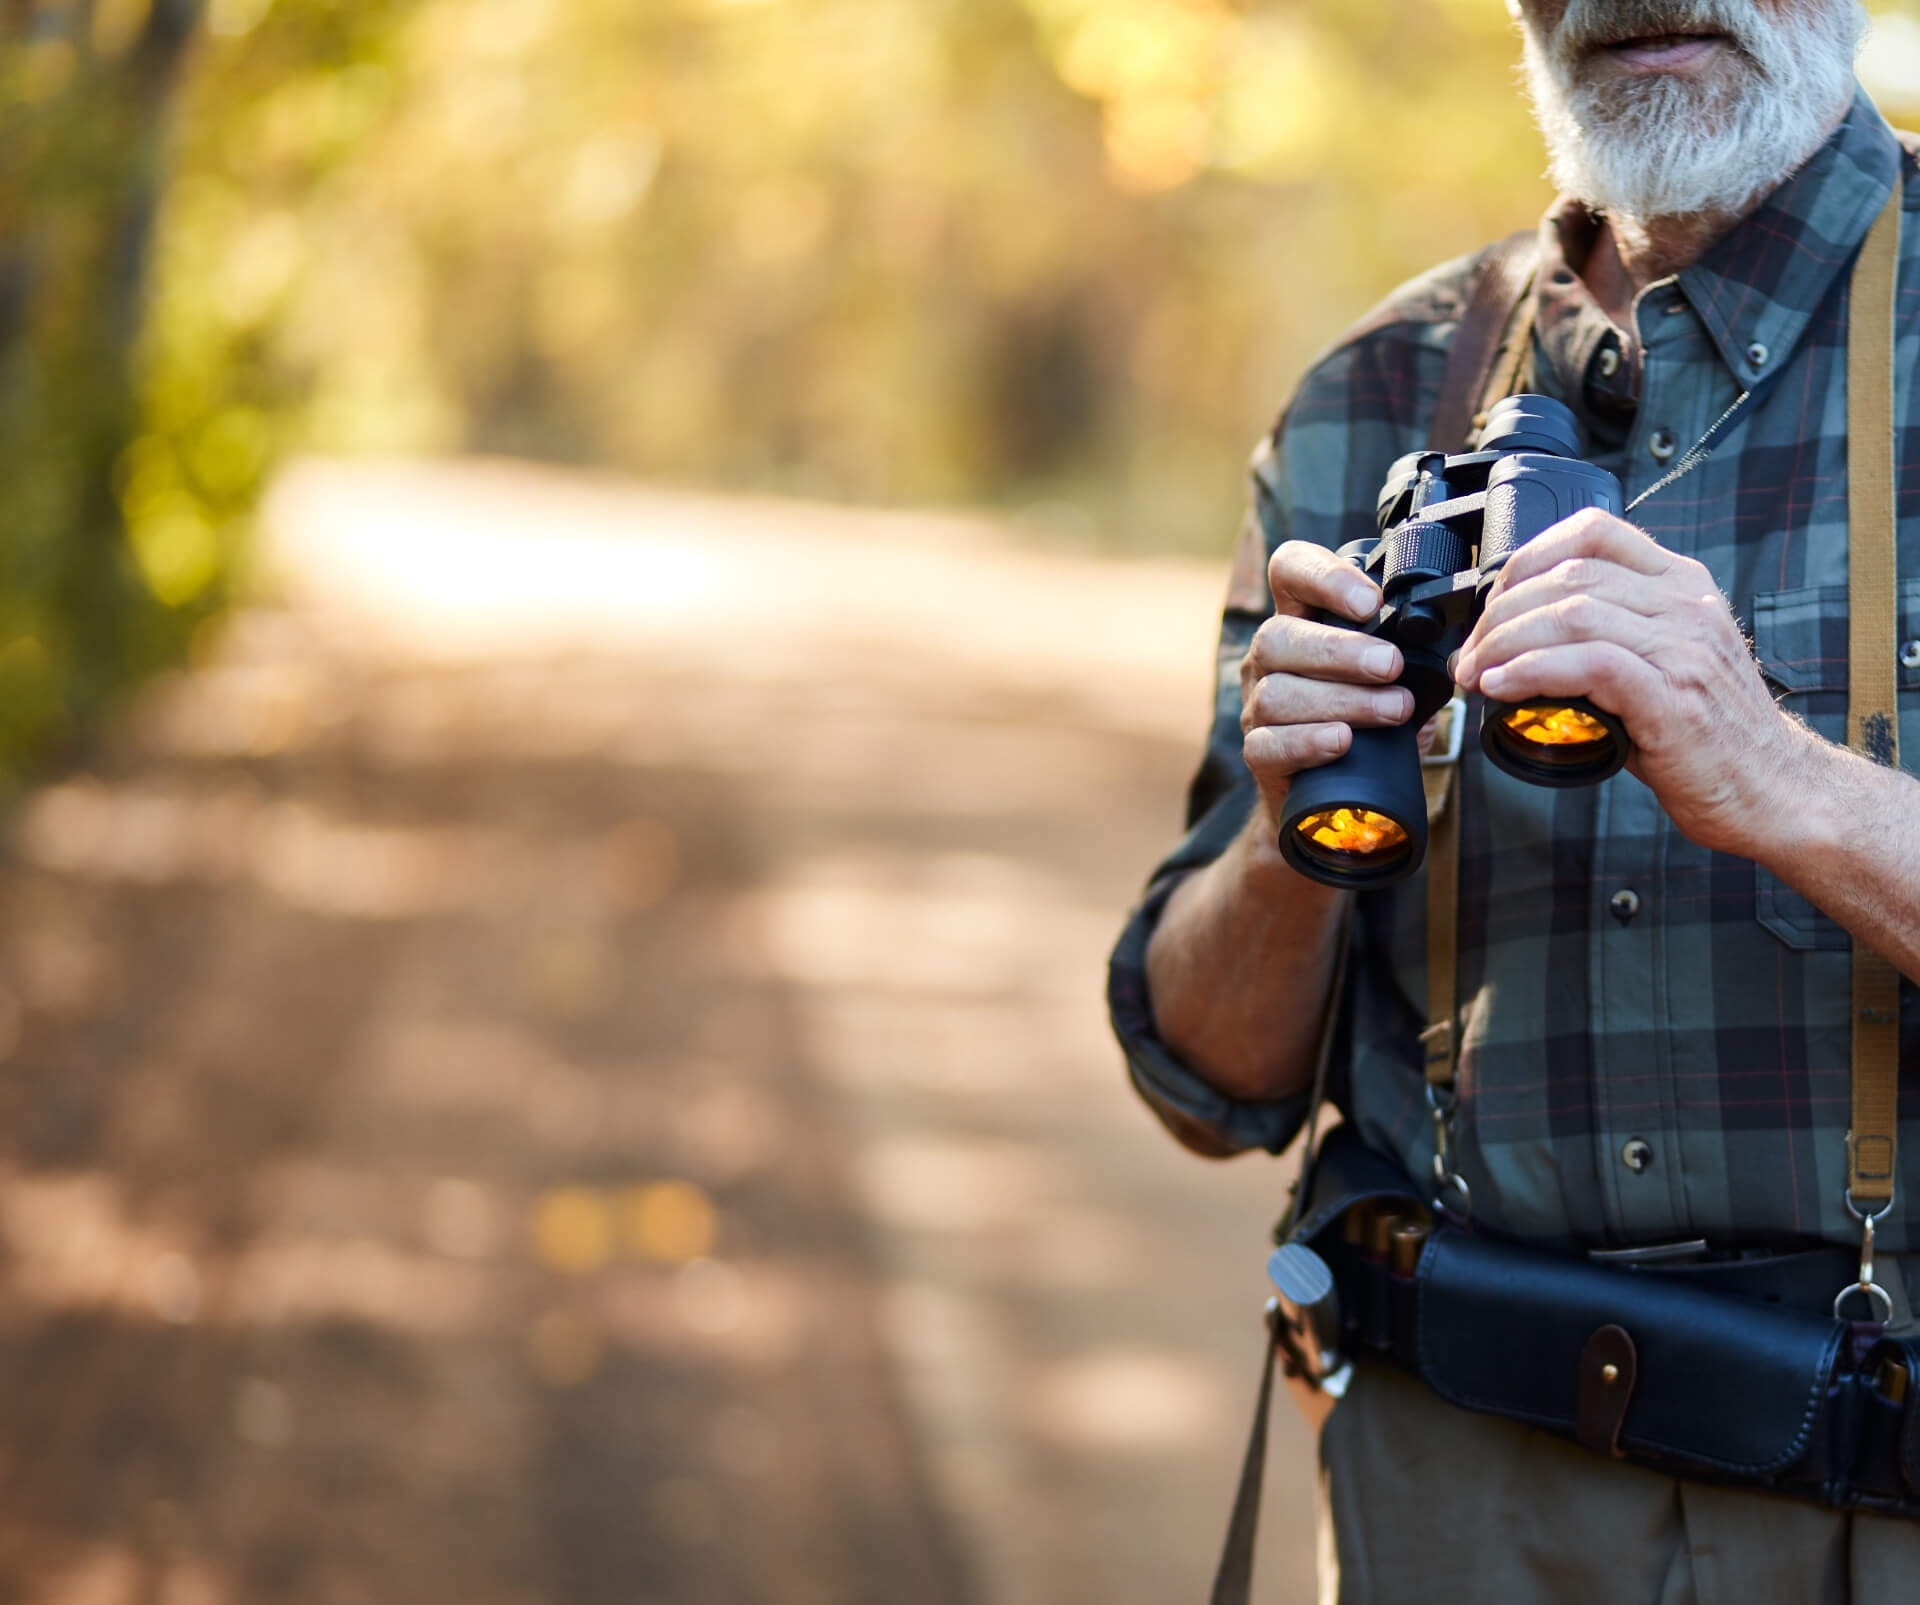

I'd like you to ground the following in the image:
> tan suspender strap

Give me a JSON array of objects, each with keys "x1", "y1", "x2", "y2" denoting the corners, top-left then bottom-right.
[
  {"x1": 1847, "y1": 183, "x2": 1904, "y2": 1210},
  {"x1": 1420, "y1": 238, "x2": 1537, "y2": 1094}
]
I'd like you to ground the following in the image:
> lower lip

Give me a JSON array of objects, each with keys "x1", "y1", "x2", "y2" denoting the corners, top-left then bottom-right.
[{"x1": 1603, "y1": 34, "x2": 1726, "y2": 71}]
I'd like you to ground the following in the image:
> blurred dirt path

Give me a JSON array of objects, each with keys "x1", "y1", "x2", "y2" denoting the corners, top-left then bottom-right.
[{"x1": 0, "y1": 460, "x2": 1318, "y2": 1605}]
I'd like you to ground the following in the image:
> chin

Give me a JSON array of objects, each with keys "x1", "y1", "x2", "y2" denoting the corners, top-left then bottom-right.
[{"x1": 1526, "y1": 13, "x2": 1858, "y2": 222}]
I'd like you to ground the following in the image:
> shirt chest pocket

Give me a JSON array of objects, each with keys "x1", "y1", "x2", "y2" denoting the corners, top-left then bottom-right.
[{"x1": 1749, "y1": 581, "x2": 1920, "y2": 950}]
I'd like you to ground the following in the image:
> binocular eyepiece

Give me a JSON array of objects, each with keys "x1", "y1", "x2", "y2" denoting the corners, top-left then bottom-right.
[{"x1": 1276, "y1": 394, "x2": 1629, "y2": 890}]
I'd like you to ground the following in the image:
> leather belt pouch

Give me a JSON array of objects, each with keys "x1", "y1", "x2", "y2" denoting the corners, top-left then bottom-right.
[
  {"x1": 1290, "y1": 1128, "x2": 1914, "y2": 1510},
  {"x1": 1414, "y1": 1227, "x2": 1847, "y2": 1478}
]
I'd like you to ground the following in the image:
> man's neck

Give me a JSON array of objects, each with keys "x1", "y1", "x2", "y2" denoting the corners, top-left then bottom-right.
[{"x1": 1581, "y1": 211, "x2": 1736, "y2": 326}]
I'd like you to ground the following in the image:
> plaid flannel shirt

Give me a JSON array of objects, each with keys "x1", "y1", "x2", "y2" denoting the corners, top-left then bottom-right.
[{"x1": 1109, "y1": 89, "x2": 1920, "y2": 1253}]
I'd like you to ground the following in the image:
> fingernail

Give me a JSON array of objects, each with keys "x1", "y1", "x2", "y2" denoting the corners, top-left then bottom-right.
[
  {"x1": 1317, "y1": 725, "x2": 1346, "y2": 755},
  {"x1": 1345, "y1": 583, "x2": 1377, "y2": 616},
  {"x1": 1446, "y1": 651, "x2": 1462, "y2": 678},
  {"x1": 1379, "y1": 689, "x2": 1414, "y2": 721},
  {"x1": 1482, "y1": 666, "x2": 1507, "y2": 693},
  {"x1": 1362, "y1": 643, "x2": 1396, "y2": 679}
]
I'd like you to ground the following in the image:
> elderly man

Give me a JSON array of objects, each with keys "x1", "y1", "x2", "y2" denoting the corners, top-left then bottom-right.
[{"x1": 1110, "y1": 1, "x2": 1920, "y2": 1599}]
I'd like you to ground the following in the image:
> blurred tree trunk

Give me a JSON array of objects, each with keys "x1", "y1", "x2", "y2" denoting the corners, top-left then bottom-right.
[{"x1": 0, "y1": 0, "x2": 203, "y2": 774}]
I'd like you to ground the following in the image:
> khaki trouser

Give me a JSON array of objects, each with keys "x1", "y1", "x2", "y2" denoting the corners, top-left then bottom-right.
[{"x1": 1319, "y1": 1360, "x2": 1920, "y2": 1605}]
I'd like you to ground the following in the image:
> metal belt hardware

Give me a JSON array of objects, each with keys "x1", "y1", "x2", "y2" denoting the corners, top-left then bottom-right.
[
  {"x1": 1839, "y1": 1188, "x2": 1899, "y2": 1324},
  {"x1": 1265, "y1": 1242, "x2": 1350, "y2": 1432},
  {"x1": 1589, "y1": 1239, "x2": 1711, "y2": 1267},
  {"x1": 1425, "y1": 1083, "x2": 1470, "y2": 1219}
]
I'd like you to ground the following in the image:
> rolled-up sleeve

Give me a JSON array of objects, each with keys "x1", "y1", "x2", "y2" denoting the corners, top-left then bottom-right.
[{"x1": 1107, "y1": 866, "x2": 1314, "y2": 1158}]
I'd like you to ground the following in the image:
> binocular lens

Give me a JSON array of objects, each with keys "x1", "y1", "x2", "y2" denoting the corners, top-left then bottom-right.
[
  {"x1": 1480, "y1": 697, "x2": 1629, "y2": 787},
  {"x1": 1498, "y1": 704, "x2": 1611, "y2": 747},
  {"x1": 1287, "y1": 806, "x2": 1413, "y2": 873}
]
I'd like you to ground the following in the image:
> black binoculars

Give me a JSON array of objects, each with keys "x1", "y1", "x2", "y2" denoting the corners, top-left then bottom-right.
[{"x1": 1276, "y1": 393, "x2": 1630, "y2": 890}]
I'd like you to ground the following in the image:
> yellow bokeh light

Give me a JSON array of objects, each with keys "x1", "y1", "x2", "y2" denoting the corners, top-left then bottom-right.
[
  {"x1": 531, "y1": 1187, "x2": 614, "y2": 1275},
  {"x1": 1211, "y1": 19, "x2": 1341, "y2": 184},
  {"x1": 1103, "y1": 95, "x2": 1211, "y2": 194},
  {"x1": 626, "y1": 1180, "x2": 717, "y2": 1264},
  {"x1": 129, "y1": 510, "x2": 222, "y2": 608},
  {"x1": 1058, "y1": 2, "x2": 1223, "y2": 102}
]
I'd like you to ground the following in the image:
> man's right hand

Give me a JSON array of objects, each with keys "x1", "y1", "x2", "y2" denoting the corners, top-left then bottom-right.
[{"x1": 1238, "y1": 541, "x2": 1418, "y2": 830}]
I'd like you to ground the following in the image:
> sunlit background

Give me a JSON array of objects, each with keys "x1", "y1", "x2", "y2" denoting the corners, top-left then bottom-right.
[{"x1": 3, "y1": 3, "x2": 1920, "y2": 1602}]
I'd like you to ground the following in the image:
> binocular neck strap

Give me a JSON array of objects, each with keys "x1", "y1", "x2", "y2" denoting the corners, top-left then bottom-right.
[
  {"x1": 1420, "y1": 178, "x2": 1906, "y2": 1228},
  {"x1": 1423, "y1": 766, "x2": 1462, "y2": 1097},
  {"x1": 1847, "y1": 181, "x2": 1903, "y2": 1218},
  {"x1": 1418, "y1": 237, "x2": 1537, "y2": 1113}
]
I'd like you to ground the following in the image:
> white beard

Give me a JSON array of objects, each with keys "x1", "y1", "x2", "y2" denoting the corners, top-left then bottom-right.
[{"x1": 1520, "y1": 0, "x2": 1867, "y2": 224}]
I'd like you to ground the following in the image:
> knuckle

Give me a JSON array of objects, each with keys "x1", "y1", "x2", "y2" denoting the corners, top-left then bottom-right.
[
  {"x1": 1592, "y1": 646, "x2": 1634, "y2": 694},
  {"x1": 1558, "y1": 592, "x2": 1602, "y2": 633},
  {"x1": 1329, "y1": 627, "x2": 1383, "y2": 676},
  {"x1": 1270, "y1": 540, "x2": 1323, "y2": 589},
  {"x1": 1558, "y1": 555, "x2": 1603, "y2": 594},
  {"x1": 1244, "y1": 724, "x2": 1297, "y2": 775},
  {"x1": 1304, "y1": 625, "x2": 1347, "y2": 668},
  {"x1": 1244, "y1": 675, "x2": 1284, "y2": 728}
]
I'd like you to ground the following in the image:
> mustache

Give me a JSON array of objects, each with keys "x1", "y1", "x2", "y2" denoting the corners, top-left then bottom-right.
[{"x1": 1547, "y1": 0, "x2": 1755, "y2": 60}]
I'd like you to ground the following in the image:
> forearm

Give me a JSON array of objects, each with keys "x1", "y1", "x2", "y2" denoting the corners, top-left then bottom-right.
[
  {"x1": 1144, "y1": 804, "x2": 1350, "y2": 1102},
  {"x1": 1749, "y1": 720, "x2": 1920, "y2": 980}
]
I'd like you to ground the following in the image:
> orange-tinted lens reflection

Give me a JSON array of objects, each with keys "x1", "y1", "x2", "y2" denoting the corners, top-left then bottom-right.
[
  {"x1": 1499, "y1": 704, "x2": 1609, "y2": 747},
  {"x1": 1294, "y1": 807, "x2": 1409, "y2": 857}
]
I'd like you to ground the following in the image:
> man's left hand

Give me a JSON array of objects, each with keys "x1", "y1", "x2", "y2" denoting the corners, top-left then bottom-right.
[{"x1": 1451, "y1": 508, "x2": 1806, "y2": 858}]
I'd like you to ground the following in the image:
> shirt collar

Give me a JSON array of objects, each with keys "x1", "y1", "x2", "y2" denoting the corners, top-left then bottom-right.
[
  {"x1": 1531, "y1": 200, "x2": 1642, "y2": 447},
  {"x1": 1676, "y1": 85, "x2": 1902, "y2": 390}
]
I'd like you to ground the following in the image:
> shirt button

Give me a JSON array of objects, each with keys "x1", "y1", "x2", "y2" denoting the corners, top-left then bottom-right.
[
  {"x1": 1596, "y1": 345, "x2": 1622, "y2": 378},
  {"x1": 1649, "y1": 428, "x2": 1677, "y2": 462},
  {"x1": 1609, "y1": 888, "x2": 1641, "y2": 924},
  {"x1": 1746, "y1": 340, "x2": 1769, "y2": 369},
  {"x1": 1621, "y1": 1138, "x2": 1655, "y2": 1174}
]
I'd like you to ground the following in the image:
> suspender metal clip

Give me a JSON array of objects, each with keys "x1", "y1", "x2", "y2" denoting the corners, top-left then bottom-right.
[
  {"x1": 1836, "y1": 1187, "x2": 1897, "y2": 1324},
  {"x1": 1426, "y1": 1082, "x2": 1472, "y2": 1219}
]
